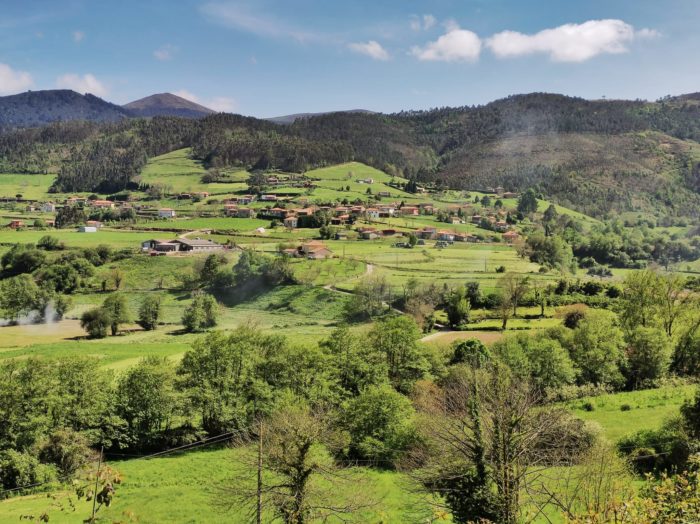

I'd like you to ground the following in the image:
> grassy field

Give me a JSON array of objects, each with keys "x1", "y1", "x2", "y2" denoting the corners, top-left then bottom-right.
[
  {"x1": 0, "y1": 446, "x2": 437, "y2": 524},
  {"x1": 0, "y1": 173, "x2": 56, "y2": 200},
  {"x1": 139, "y1": 148, "x2": 249, "y2": 194},
  {"x1": 567, "y1": 384, "x2": 696, "y2": 442}
]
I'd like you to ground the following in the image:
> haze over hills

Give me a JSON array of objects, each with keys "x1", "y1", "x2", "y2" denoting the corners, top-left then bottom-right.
[
  {"x1": 267, "y1": 109, "x2": 376, "y2": 125},
  {"x1": 123, "y1": 93, "x2": 215, "y2": 119}
]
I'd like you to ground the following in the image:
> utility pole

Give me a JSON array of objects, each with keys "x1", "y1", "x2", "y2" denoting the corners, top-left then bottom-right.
[{"x1": 91, "y1": 445, "x2": 104, "y2": 522}]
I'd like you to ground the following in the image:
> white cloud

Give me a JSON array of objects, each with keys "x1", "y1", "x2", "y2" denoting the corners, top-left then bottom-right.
[
  {"x1": 411, "y1": 14, "x2": 436, "y2": 31},
  {"x1": 200, "y1": 2, "x2": 315, "y2": 42},
  {"x1": 153, "y1": 44, "x2": 176, "y2": 61},
  {"x1": 207, "y1": 97, "x2": 237, "y2": 112},
  {"x1": 72, "y1": 30, "x2": 84, "y2": 43},
  {"x1": 636, "y1": 28, "x2": 661, "y2": 39},
  {"x1": 0, "y1": 63, "x2": 33, "y2": 95},
  {"x1": 173, "y1": 89, "x2": 199, "y2": 103},
  {"x1": 410, "y1": 26, "x2": 481, "y2": 62},
  {"x1": 174, "y1": 90, "x2": 237, "y2": 112},
  {"x1": 486, "y1": 19, "x2": 658, "y2": 62},
  {"x1": 56, "y1": 73, "x2": 108, "y2": 97},
  {"x1": 348, "y1": 40, "x2": 390, "y2": 61}
]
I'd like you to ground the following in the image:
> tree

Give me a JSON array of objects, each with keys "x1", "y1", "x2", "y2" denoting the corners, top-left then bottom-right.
[
  {"x1": 543, "y1": 204, "x2": 558, "y2": 236},
  {"x1": 116, "y1": 356, "x2": 178, "y2": 449},
  {"x1": 37, "y1": 263, "x2": 82, "y2": 293},
  {"x1": 177, "y1": 327, "x2": 285, "y2": 434},
  {"x1": 110, "y1": 268, "x2": 125, "y2": 291},
  {"x1": 341, "y1": 384, "x2": 416, "y2": 466},
  {"x1": 567, "y1": 310, "x2": 626, "y2": 387},
  {"x1": 0, "y1": 274, "x2": 48, "y2": 322},
  {"x1": 367, "y1": 316, "x2": 428, "y2": 393},
  {"x1": 182, "y1": 293, "x2": 219, "y2": 332},
  {"x1": 344, "y1": 274, "x2": 390, "y2": 321},
  {"x1": 451, "y1": 339, "x2": 491, "y2": 367},
  {"x1": 102, "y1": 293, "x2": 131, "y2": 336},
  {"x1": 625, "y1": 326, "x2": 672, "y2": 387},
  {"x1": 220, "y1": 401, "x2": 366, "y2": 524},
  {"x1": 499, "y1": 272, "x2": 530, "y2": 317},
  {"x1": 137, "y1": 295, "x2": 162, "y2": 330},
  {"x1": 445, "y1": 286, "x2": 471, "y2": 328},
  {"x1": 517, "y1": 188, "x2": 539, "y2": 215},
  {"x1": 1, "y1": 244, "x2": 46, "y2": 276},
  {"x1": 618, "y1": 270, "x2": 664, "y2": 332},
  {"x1": 413, "y1": 366, "x2": 591, "y2": 524},
  {"x1": 320, "y1": 326, "x2": 387, "y2": 398},
  {"x1": 80, "y1": 307, "x2": 111, "y2": 338}
]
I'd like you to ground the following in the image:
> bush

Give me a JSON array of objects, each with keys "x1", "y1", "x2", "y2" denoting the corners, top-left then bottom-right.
[
  {"x1": 37, "y1": 428, "x2": 94, "y2": 477},
  {"x1": 80, "y1": 307, "x2": 111, "y2": 338},
  {"x1": 138, "y1": 295, "x2": 162, "y2": 331},
  {"x1": 37, "y1": 235, "x2": 63, "y2": 251},
  {"x1": 450, "y1": 339, "x2": 490, "y2": 367},
  {"x1": 341, "y1": 385, "x2": 416, "y2": 467},
  {"x1": 0, "y1": 450, "x2": 56, "y2": 493},
  {"x1": 182, "y1": 294, "x2": 218, "y2": 332},
  {"x1": 581, "y1": 401, "x2": 595, "y2": 412},
  {"x1": 620, "y1": 404, "x2": 632, "y2": 411}
]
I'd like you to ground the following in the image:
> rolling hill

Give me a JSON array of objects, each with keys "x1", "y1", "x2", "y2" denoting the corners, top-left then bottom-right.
[
  {"x1": 0, "y1": 90, "x2": 128, "y2": 129},
  {"x1": 2, "y1": 91, "x2": 700, "y2": 218},
  {"x1": 123, "y1": 93, "x2": 215, "y2": 118}
]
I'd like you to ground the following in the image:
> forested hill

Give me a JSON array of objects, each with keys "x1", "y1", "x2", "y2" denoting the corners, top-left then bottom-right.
[
  {"x1": 3, "y1": 91, "x2": 700, "y2": 218},
  {"x1": 0, "y1": 90, "x2": 128, "y2": 128}
]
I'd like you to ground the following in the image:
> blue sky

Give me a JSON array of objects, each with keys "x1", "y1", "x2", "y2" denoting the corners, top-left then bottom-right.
[{"x1": 1, "y1": 0, "x2": 699, "y2": 117}]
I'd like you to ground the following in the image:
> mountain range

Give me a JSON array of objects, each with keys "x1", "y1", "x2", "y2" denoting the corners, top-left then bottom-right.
[
  {"x1": 2, "y1": 89, "x2": 700, "y2": 219},
  {"x1": 0, "y1": 90, "x2": 378, "y2": 128}
]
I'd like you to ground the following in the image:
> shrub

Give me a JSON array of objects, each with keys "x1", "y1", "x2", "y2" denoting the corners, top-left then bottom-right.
[
  {"x1": 138, "y1": 295, "x2": 162, "y2": 331},
  {"x1": 182, "y1": 294, "x2": 218, "y2": 332},
  {"x1": 341, "y1": 385, "x2": 416, "y2": 466},
  {"x1": 450, "y1": 339, "x2": 490, "y2": 367},
  {"x1": 582, "y1": 401, "x2": 595, "y2": 412},
  {"x1": 80, "y1": 307, "x2": 111, "y2": 338},
  {"x1": 37, "y1": 428, "x2": 94, "y2": 477},
  {"x1": 0, "y1": 450, "x2": 56, "y2": 493}
]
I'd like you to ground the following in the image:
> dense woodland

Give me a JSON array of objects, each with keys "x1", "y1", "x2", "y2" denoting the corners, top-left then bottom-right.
[{"x1": 3, "y1": 92, "x2": 700, "y2": 218}]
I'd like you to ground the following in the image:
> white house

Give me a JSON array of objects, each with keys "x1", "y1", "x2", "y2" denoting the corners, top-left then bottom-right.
[
  {"x1": 158, "y1": 208, "x2": 176, "y2": 218},
  {"x1": 78, "y1": 226, "x2": 97, "y2": 233}
]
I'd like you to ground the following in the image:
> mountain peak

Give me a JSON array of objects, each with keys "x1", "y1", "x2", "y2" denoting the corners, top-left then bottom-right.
[{"x1": 123, "y1": 93, "x2": 214, "y2": 118}]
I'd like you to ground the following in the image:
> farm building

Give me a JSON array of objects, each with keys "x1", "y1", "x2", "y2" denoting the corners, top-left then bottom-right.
[
  {"x1": 141, "y1": 238, "x2": 224, "y2": 253},
  {"x1": 90, "y1": 200, "x2": 115, "y2": 209},
  {"x1": 8, "y1": 220, "x2": 23, "y2": 229},
  {"x1": 283, "y1": 216, "x2": 298, "y2": 228},
  {"x1": 78, "y1": 226, "x2": 97, "y2": 233},
  {"x1": 158, "y1": 208, "x2": 177, "y2": 218},
  {"x1": 503, "y1": 231, "x2": 521, "y2": 243},
  {"x1": 40, "y1": 202, "x2": 56, "y2": 213}
]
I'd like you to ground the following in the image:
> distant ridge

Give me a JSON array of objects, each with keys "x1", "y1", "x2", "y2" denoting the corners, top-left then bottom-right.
[
  {"x1": 0, "y1": 89, "x2": 128, "y2": 129},
  {"x1": 267, "y1": 109, "x2": 376, "y2": 125},
  {"x1": 123, "y1": 93, "x2": 215, "y2": 118}
]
